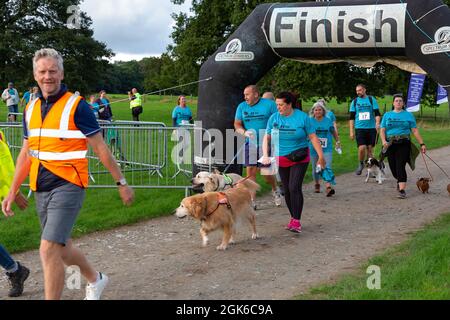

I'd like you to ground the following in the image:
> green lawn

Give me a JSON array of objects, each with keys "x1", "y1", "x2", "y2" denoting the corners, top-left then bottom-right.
[
  {"x1": 2, "y1": 93, "x2": 449, "y2": 123},
  {"x1": 1, "y1": 95, "x2": 449, "y2": 255},
  {"x1": 298, "y1": 213, "x2": 450, "y2": 300}
]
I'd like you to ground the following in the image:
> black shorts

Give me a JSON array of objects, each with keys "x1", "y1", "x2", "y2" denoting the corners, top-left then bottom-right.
[{"x1": 355, "y1": 128, "x2": 377, "y2": 147}]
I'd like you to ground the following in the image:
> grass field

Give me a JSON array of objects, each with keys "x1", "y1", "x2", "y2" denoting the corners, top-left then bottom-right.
[
  {"x1": 1, "y1": 95, "x2": 449, "y2": 255},
  {"x1": 2, "y1": 93, "x2": 449, "y2": 123},
  {"x1": 297, "y1": 213, "x2": 450, "y2": 300}
]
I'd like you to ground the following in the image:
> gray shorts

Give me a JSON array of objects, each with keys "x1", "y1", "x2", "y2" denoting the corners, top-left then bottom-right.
[{"x1": 35, "y1": 183, "x2": 85, "y2": 245}]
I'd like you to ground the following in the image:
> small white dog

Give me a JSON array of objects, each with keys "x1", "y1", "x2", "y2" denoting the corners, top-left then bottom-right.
[{"x1": 365, "y1": 158, "x2": 386, "y2": 184}]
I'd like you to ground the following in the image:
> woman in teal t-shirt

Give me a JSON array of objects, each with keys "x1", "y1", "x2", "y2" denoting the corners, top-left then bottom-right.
[
  {"x1": 309, "y1": 101, "x2": 340, "y2": 197},
  {"x1": 261, "y1": 92, "x2": 325, "y2": 233},
  {"x1": 380, "y1": 94, "x2": 426, "y2": 199},
  {"x1": 172, "y1": 95, "x2": 193, "y2": 127}
]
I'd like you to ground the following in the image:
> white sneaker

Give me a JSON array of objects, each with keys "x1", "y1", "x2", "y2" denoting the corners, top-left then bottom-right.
[
  {"x1": 85, "y1": 272, "x2": 109, "y2": 300},
  {"x1": 273, "y1": 189, "x2": 282, "y2": 207}
]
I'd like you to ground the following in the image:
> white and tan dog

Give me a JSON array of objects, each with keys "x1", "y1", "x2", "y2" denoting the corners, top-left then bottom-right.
[
  {"x1": 192, "y1": 169, "x2": 251, "y2": 193},
  {"x1": 176, "y1": 180, "x2": 260, "y2": 250}
]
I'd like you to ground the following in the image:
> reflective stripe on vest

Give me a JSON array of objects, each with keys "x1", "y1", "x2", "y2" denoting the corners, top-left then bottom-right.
[
  {"x1": 28, "y1": 150, "x2": 87, "y2": 161},
  {"x1": 25, "y1": 98, "x2": 39, "y2": 128},
  {"x1": 27, "y1": 129, "x2": 86, "y2": 139},
  {"x1": 25, "y1": 92, "x2": 88, "y2": 190}
]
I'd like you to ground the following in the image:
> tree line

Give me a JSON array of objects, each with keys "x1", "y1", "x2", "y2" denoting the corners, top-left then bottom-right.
[{"x1": 167, "y1": 0, "x2": 450, "y2": 106}]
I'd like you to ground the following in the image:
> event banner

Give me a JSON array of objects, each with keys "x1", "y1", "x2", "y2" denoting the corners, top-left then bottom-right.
[
  {"x1": 437, "y1": 84, "x2": 448, "y2": 104},
  {"x1": 406, "y1": 73, "x2": 426, "y2": 113}
]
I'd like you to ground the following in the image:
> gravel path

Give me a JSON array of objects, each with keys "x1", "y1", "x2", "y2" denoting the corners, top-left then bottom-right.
[{"x1": 2, "y1": 146, "x2": 450, "y2": 300}]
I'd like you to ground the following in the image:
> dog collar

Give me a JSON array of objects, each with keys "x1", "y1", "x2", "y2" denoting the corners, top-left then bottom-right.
[{"x1": 223, "y1": 174, "x2": 233, "y2": 186}]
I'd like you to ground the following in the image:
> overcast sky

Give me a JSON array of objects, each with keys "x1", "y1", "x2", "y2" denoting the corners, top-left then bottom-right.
[{"x1": 80, "y1": 0, "x2": 192, "y2": 61}]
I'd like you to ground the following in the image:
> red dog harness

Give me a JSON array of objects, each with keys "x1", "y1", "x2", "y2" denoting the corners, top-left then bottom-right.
[{"x1": 203, "y1": 192, "x2": 232, "y2": 220}]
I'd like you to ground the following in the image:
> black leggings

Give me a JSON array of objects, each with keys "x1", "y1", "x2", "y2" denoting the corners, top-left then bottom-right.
[
  {"x1": 387, "y1": 141, "x2": 411, "y2": 183},
  {"x1": 278, "y1": 162, "x2": 309, "y2": 220}
]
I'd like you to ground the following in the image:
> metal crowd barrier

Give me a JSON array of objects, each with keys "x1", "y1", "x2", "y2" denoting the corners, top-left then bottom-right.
[
  {"x1": 5, "y1": 112, "x2": 23, "y2": 122},
  {"x1": 0, "y1": 121, "x2": 212, "y2": 196}
]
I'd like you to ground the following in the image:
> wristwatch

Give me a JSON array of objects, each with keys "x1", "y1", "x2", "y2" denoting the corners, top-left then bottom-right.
[{"x1": 116, "y1": 178, "x2": 128, "y2": 186}]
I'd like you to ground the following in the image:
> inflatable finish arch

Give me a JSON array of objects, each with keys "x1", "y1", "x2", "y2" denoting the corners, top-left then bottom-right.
[{"x1": 196, "y1": 0, "x2": 450, "y2": 174}]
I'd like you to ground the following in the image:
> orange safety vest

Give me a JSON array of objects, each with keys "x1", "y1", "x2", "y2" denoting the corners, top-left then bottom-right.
[{"x1": 25, "y1": 92, "x2": 88, "y2": 191}]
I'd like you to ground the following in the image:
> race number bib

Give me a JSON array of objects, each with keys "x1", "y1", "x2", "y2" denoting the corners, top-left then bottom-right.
[
  {"x1": 359, "y1": 112, "x2": 371, "y2": 121},
  {"x1": 319, "y1": 138, "x2": 328, "y2": 148}
]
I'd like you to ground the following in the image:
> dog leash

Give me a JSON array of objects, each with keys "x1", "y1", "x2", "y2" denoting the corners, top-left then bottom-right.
[
  {"x1": 232, "y1": 176, "x2": 252, "y2": 188},
  {"x1": 223, "y1": 144, "x2": 246, "y2": 174},
  {"x1": 423, "y1": 153, "x2": 450, "y2": 180},
  {"x1": 375, "y1": 131, "x2": 380, "y2": 146},
  {"x1": 421, "y1": 152, "x2": 434, "y2": 182}
]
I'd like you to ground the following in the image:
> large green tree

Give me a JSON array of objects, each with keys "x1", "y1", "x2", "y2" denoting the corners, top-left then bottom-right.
[{"x1": 0, "y1": 0, "x2": 112, "y2": 94}]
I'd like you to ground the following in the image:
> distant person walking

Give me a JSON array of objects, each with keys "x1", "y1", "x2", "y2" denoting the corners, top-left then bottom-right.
[
  {"x1": 318, "y1": 98, "x2": 340, "y2": 143},
  {"x1": 380, "y1": 94, "x2": 426, "y2": 199},
  {"x1": 262, "y1": 92, "x2": 275, "y2": 101},
  {"x1": 309, "y1": 101, "x2": 339, "y2": 196},
  {"x1": 89, "y1": 95, "x2": 100, "y2": 119},
  {"x1": 234, "y1": 85, "x2": 282, "y2": 208},
  {"x1": 2, "y1": 82, "x2": 20, "y2": 122},
  {"x1": 97, "y1": 90, "x2": 113, "y2": 121},
  {"x1": 172, "y1": 95, "x2": 193, "y2": 127},
  {"x1": 128, "y1": 88, "x2": 143, "y2": 121},
  {"x1": 1, "y1": 48, "x2": 134, "y2": 300},
  {"x1": 349, "y1": 84, "x2": 381, "y2": 175},
  {"x1": 20, "y1": 87, "x2": 33, "y2": 108}
]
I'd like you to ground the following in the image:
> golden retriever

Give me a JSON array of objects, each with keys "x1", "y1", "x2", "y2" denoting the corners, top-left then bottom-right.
[{"x1": 175, "y1": 180, "x2": 260, "y2": 250}]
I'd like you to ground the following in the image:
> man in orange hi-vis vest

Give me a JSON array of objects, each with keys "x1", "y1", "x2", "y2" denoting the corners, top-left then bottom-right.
[{"x1": 1, "y1": 48, "x2": 135, "y2": 300}]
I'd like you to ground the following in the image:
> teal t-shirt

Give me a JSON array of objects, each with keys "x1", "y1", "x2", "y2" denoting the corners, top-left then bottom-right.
[
  {"x1": 326, "y1": 110, "x2": 336, "y2": 123},
  {"x1": 309, "y1": 116, "x2": 335, "y2": 155},
  {"x1": 172, "y1": 106, "x2": 193, "y2": 126},
  {"x1": 350, "y1": 96, "x2": 379, "y2": 129},
  {"x1": 235, "y1": 98, "x2": 277, "y2": 146},
  {"x1": 90, "y1": 102, "x2": 99, "y2": 118},
  {"x1": 266, "y1": 109, "x2": 314, "y2": 156},
  {"x1": 381, "y1": 110, "x2": 417, "y2": 138},
  {"x1": 23, "y1": 91, "x2": 31, "y2": 104}
]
